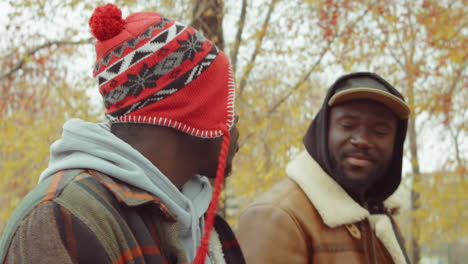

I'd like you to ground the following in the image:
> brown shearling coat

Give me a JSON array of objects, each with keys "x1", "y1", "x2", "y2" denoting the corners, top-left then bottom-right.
[{"x1": 237, "y1": 151, "x2": 408, "y2": 264}]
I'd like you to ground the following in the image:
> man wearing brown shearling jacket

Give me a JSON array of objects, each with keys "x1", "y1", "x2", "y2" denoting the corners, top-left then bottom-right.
[{"x1": 237, "y1": 72, "x2": 411, "y2": 264}]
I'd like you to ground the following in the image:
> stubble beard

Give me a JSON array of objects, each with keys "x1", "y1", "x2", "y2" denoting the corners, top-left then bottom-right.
[{"x1": 329, "y1": 154, "x2": 384, "y2": 194}]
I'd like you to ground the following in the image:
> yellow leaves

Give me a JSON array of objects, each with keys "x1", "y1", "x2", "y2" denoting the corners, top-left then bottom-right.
[
  {"x1": 447, "y1": 48, "x2": 466, "y2": 64},
  {"x1": 227, "y1": 75, "x2": 318, "y2": 226},
  {"x1": 410, "y1": 170, "x2": 468, "y2": 246},
  {"x1": 0, "y1": 52, "x2": 98, "y2": 234},
  {"x1": 0, "y1": 93, "x2": 98, "y2": 234},
  {"x1": 342, "y1": 57, "x2": 355, "y2": 72},
  {"x1": 431, "y1": 24, "x2": 456, "y2": 43},
  {"x1": 416, "y1": 1, "x2": 466, "y2": 66},
  {"x1": 305, "y1": 0, "x2": 319, "y2": 5},
  {"x1": 240, "y1": 64, "x2": 255, "y2": 80},
  {"x1": 0, "y1": 111, "x2": 65, "y2": 233},
  {"x1": 383, "y1": 14, "x2": 399, "y2": 23},
  {"x1": 412, "y1": 181, "x2": 425, "y2": 193}
]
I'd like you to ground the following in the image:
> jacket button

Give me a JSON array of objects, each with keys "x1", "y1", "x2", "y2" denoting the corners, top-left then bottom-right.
[{"x1": 345, "y1": 224, "x2": 362, "y2": 239}]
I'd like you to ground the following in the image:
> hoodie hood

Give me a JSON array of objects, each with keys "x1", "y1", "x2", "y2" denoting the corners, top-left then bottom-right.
[
  {"x1": 39, "y1": 119, "x2": 212, "y2": 262},
  {"x1": 303, "y1": 72, "x2": 408, "y2": 203}
]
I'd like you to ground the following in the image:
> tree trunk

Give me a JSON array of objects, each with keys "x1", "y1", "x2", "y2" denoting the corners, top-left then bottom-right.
[
  {"x1": 407, "y1": 81, "x2": 421, "y2": 264},
  {"x1": 191, "y1": 0, "x2": 224, "y2": 51},
  {"x1": 191, "y1": 0, "x2": 227, "y2": 218}
]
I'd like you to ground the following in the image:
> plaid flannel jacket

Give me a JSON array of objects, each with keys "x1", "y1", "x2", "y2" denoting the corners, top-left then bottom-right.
[{"x1": 0, "y1": 169, "x2": 245, "y2": 264}]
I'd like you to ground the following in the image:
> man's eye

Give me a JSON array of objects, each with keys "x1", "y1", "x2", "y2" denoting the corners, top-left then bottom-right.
[
  {"x1": 374, "y1": 127, "x2": 390, "y2": 135},
  {"x1": 341, "y1": 123, "x2": 354, "y2": 129}
]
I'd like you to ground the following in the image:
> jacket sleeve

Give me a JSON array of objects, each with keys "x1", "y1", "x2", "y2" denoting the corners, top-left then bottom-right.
[
  {"x1": 4, "y1": 201, "x2": 111, "y2": 264},
  {"x1": 236, "y1": 204, "x2": 309, "y2": 264}
]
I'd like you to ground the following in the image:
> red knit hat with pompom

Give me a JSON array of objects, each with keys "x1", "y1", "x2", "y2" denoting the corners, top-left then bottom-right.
[{"x1": 89, "y1": 4, "x2": 235, "y2": 264}]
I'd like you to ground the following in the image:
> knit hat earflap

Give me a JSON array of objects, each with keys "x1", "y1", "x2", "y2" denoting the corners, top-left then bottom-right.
[{"x1": 89, "y1": 4, "x2": 235, "y2": 263}]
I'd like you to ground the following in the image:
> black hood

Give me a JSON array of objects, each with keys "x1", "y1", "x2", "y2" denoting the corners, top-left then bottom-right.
[{"x1": 303, "y1": 72, "x2": 408, "y2": 203}]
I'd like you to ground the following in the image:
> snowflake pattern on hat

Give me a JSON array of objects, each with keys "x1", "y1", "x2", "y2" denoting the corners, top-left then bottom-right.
[
  {"x1": 178, "y1": 32, "x2": 205, "y2": 61},
  {"x1": 125, "y1": 64, "x2": 158, "y2": 96},
  {"x1": 90, "y1": 4, "x2": 235, "y2": 138}
]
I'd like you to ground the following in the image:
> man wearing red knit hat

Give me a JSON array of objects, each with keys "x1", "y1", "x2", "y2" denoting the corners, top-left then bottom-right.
[{"x1": 0, "y1": 4, "x2": 244, "y2": 264}]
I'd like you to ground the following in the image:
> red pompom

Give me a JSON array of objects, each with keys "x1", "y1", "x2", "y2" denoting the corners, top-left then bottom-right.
[{"x1": 89, "y1": 4, "x2": 125, "y2": 41}]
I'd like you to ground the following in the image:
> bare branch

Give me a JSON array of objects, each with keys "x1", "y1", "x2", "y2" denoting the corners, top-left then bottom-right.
[
  {"x1": 385, "y1": 3, "x2": 409, "y2": 66},
  {"x1": 191, "y1": 0, "x2": 204, "y2": 21},
  {"x1": 447, "y1": 62, "x2": 467, "y2": 95},
  {"x1": 238, "y1": 0, "x2": 278, "y2": 98},
  {"x1": 1, "y1": 39, "x2": 91, "y2": 80},
  {"x1": 265, "y1": 8, "x2": 370, "y2": 116},
  {"x1": 388, "y1": 48, "x2": 407, "y2": 73},
  {"x1": 230, "y1": 0, "x2": 248, "y2": 74},
  {"x1": 239, "y1": 8, "x2": 371, "y2": 146},
  {"x1": 449, "y1": 125, "x2": 463, "y2": 167}
]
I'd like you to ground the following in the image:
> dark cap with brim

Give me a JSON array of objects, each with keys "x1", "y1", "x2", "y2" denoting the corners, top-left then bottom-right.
[{"x1": 328, "y1": 75, "x2": 410, "y2": 120}]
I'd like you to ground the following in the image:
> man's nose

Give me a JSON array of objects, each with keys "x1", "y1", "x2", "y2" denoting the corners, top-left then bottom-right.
[{"x1": 350, "y1": 128, "x2": 371, "y2": 149}]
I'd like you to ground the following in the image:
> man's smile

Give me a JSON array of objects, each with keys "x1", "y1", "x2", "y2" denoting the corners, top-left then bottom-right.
[
  {"x1": 345, "y1": 156, "x2": 373, "y2": 167},
  {"x1": 341, "y1": 150, "x2": 376, "y2": 169}
]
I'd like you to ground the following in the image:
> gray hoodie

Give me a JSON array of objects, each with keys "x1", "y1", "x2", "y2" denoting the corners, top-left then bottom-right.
[{"x1": 39, "y1": 119, "x2": 213, "y2": 263}]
